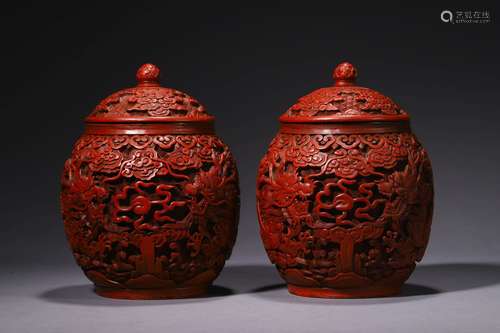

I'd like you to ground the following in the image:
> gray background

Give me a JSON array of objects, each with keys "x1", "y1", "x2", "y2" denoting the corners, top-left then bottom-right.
[{"x1": 1, "y1": 2, "x2": 499, "y2": 332}]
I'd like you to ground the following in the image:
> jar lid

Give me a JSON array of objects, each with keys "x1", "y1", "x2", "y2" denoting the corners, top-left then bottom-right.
[
  {"x1": 86, "y1": 63, "x2": 213, "y2": 123},
  {"x1": 280, "y1": 62, "x2": 409, "y2": 123}
]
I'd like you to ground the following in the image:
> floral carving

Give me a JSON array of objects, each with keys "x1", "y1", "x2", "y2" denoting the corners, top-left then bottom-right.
[{"x1": 257, "y1": 132, "x2": 433, "y2": 292}]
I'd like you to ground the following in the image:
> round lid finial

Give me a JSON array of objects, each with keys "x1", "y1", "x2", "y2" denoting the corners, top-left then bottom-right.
[
  {"x1": 136, "y1": 63, "x2": 160, "y2": 86},
  {"x1": 333, "y1": 62, "x2": 357, "y2": 86}
]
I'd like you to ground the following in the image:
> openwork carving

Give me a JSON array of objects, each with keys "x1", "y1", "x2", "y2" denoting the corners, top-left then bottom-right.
[
  {"x1": 257, "y1": 132, "x2": 433, "y2": 292},
  {"x1": 61, "y1": 134, "x2": 239, "y2": 291}
]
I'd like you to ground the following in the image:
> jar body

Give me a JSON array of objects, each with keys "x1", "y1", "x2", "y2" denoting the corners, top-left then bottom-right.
[
  {"x1": 61, "y1": 130, "x2": 239, "y2": 299},
  {"x1": 256, "y1": 128, "x2": 433, "y2": 298}
]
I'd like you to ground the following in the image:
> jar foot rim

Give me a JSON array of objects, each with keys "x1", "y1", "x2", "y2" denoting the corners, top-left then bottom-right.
[
  {"x1": 287, "y1": 283, "x2": 401, "y2": 299},
  {"x1": 94, "y1": 285, "x2": 208, "y2": 300}
]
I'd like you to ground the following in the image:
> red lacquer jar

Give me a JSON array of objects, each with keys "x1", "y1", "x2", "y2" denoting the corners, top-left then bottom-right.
[
  {"x1": 61, "y1": 64, "x2": 239, "y2": 299},
  {"x1": 256, "y1": 62, "x2": 434, "y2": 298}
]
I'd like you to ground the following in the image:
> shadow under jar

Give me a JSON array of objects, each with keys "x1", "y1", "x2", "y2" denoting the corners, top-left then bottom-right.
[
  {"x1": 60, "y1": 64, "x2": 239, "y2": 299},
  {"x1": 256, "y1": 62, "x2": 434, "y2": 298}
]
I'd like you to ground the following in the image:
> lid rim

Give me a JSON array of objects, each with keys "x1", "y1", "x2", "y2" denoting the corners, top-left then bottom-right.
[
  {"x1": 279, "y1": 114, "x2": 410, "y2": 123},
  {"x1": 280, "y1": 121, "x2": 410, "y2": 135},
  {"x1": 84, "y1": 122, "x2": 215, "y2": 135},
  {"x1": 85, "y1": 116, "x2": 215, "y2": 124}
]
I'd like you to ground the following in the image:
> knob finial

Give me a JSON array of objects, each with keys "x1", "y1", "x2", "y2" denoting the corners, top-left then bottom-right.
[
  {"x1": 333, "y1": 62, "x2": 357, "y2": 86},
  {"x1": 136, "y1": 63, "x2": 160, "y2": 86}
]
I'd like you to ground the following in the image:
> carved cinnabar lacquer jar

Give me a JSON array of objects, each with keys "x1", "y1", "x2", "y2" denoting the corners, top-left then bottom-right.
[
  {"x1": 61, "y1": 64, "x2": 239, "y2": 299},
  {"x1": 256, "y1": 62, "x2": 434, "y2": 298}
]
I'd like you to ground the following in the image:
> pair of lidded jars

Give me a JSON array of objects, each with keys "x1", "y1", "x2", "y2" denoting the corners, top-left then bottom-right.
[{"x1": 61, "y1": 62, "x2": 433, "y2": 299}]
